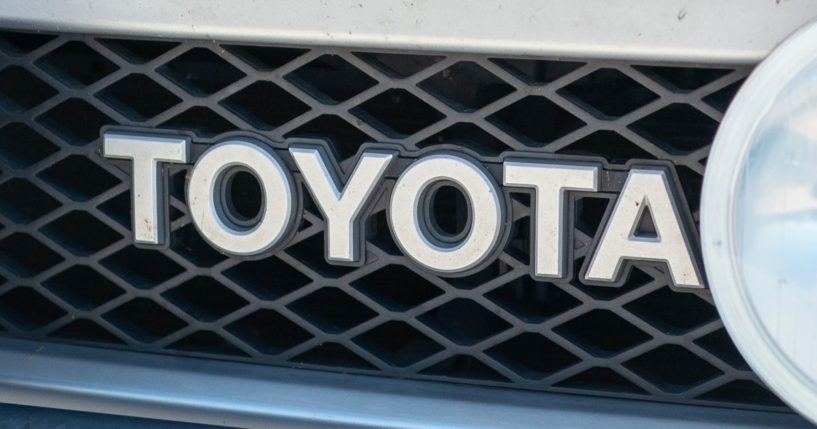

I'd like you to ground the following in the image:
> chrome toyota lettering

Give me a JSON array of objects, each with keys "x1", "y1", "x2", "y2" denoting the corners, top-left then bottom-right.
[{"x1": 103, "y1": 131, "x2": 703, "y2": 289}]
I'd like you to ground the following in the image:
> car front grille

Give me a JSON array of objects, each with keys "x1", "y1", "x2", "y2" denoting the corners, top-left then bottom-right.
[{"x1": 0, "y1": 29, "x2": 782, "y2": 410}]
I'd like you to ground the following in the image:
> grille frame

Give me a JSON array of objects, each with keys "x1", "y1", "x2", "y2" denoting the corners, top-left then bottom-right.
[
  {"x1": 0, "y1": 29, "x2": 782, "y2": 411},
  {"x1": 0, "y1": 337, "x2": 809, "y2": 429}
]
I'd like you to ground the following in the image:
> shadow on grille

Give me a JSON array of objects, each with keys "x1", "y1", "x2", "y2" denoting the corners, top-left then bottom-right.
[{"x1": 0, "y1": 29, "x2": 777, "y2": 411}]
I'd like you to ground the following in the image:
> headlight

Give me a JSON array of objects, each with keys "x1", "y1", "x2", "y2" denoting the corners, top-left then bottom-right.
[{"x1": 703, "y1": 20, "x2": 817, "y2": 424}]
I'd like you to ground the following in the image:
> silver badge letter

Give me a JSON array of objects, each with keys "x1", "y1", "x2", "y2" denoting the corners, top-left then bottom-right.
[
  {"x1": 585, "y1": 168, "x2": 703, "y2": 288},
  {"x1": 187, "y1": 139, "x2": 296, "y2": 256},
  {"x1": 290, "y1": 145, "x2": 395, "y2": 263},
  {"x1": 389, "y1": 153, "x2": 505, "y2": 274},
  {"x1": 504, "y1": 160, "x2": 598, "y2": 278},
  {"x1": 103, "y1": 132, "x2": 190, "y2": 246}
]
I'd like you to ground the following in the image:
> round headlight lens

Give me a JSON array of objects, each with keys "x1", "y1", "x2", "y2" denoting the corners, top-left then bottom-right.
[{"x1": 703, "y1": 21, "x2": 817, "y2": 424}]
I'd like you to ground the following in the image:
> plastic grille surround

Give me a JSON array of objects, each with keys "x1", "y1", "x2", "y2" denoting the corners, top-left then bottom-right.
[{"x1": 0, "y1": 30, "x2": 781, "y2": 410}]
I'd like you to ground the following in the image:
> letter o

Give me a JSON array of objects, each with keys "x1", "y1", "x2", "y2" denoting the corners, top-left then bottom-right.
[
  {"x1": 187, "y1": 139, "x2": 296, "y2": 256},
  {"x1": 388, "y1": 153, "x2": 505, "y2": 273}
]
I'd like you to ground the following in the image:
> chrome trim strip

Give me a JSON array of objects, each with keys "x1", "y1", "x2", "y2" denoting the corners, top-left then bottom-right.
[
  {"x1": 0, "y1": 338, "x2": 809, "y2": 428},
  {"x1": 1, "y1": 0, "x2": 817, "y2": 64}
]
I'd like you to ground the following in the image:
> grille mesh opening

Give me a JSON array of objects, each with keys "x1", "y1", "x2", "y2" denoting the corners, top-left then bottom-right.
[
  {"x1": 102, "y1": 298, "x2": 186, "y2": 343},
  {"x1": 486, "y1": 333, "x2": 580, "y2": 380},
  {"x1": 97, "y1": 38, "x2": 178, "y2": 64},
  {"x1": 0, "y1": 233, "x2": 63, "y2": 278},
  {"x1": 292, "y1": 342, "x2": 376, "y2": 370},
  {"x1": 49, "y1": 319, "x2": 124, "y2": 344},
  {"x1": 168, "y1": 330, "x2": 248, "y2": 357},
  {"x1": 491, "y1": 58, "x2": 585, "y2": 85},
  {"x1": 444, "y1": 259, "x2": 514, "y2": 290},
  {"x1": 221, "y1": 81, "x2": 311, "y2": 130},
  {"x1": 0, "y1": 178, "x2": 61, "y2": 223},
  {"x1": 420, "y1": 61, "x2": 515, "y2": 112},
  {"x1": 356, "y1": 52, "x2": 444, "y2": 78},
  {"x1": 0, "y1": 31, "x2": 56, "y2": 56},
  {"x1": 629, "y1": 103, "x2": 719, "y2": 153},
  {"x1": 488, "y1": 95, "x2": 585, "y2": 146},
  {"x1": 222, "y1": 45, "x2": 307, "y2": 71},
  {"x1": 0, "y1": 29, "x2": 779, "y2": 411},
  {"x1": 43, "y1": 265, "x2": 123, "y2": 310},
  {"x1": 0, "y1": 66, "x2": 56, "y2": 113},
  {"x1": 697, "y1": 380, "x2": 785, "y2": 407},
  {"x1": 35, "y1": 41, "x2": 118, "y2": 88},
  {"x1": 556, "y1": 367, "x2": 647, "y2": 394},
  {"x1": 170, "y1": 224, "x2": 228, "y2": 267},
  {"x1": 634, "y1": 65, "x2": 732, "y2": 92},
  {"x1": 158, "y1": 47, "x2": 245, "y2": 95},
  {"x1": 486, "y1": 276, "x2": 580, "y2": 323},
  {"x1": 559, "y1": 68, "x2": 659, "y2": 117},
  {"x1": 353, "y1": 88, "x2": 445, "y2": 137},
  {"x1": 704, "y1": 80, "x2": 744, "y2": 112},
  {"x1": 0, "y1": 287, "x2": 65, "y2": 330},
  {"x1": 554, "y1": 309, "x2": 652, "y2": 357},
  {"x1": 97, "y1": 73, "x2": 181, "y2": 121},
  {"x1": 160, "y1": 106, "x2": 237, "y2": 137},
  {"x1": 288, "y1": 287, "x2": 377, "y2": 334},
  {"x1": 694, "y1": 329, "x2": 751, "y2": 371},
  {"x1": 100, "y1": 246, "x2": 184, "y2": 289},
  {"x1": 38, "y1": 154, "x2": 120, "y2": 201},
  {"x1": 352, "y1": 264, "x2": 443, "y2": 312},
  {"x1": 624, "y1": 345, "x2": 723, "y2": 393},
  {"x1": 624, "y1": 286, "x2": 719, "y2": 334},
  {"x1": 418, "y1": 122, "x2": 510, "y2": 155},
  {"x1": 422, "y1": 354, "x2": 509, "y2": 382},
  {"x1": 286, "y1": 54, "x2": 377, "y2": 104},
  {"x1": 224, "y1": 256, "x2": 311, "y2": 300},
  {"x1": 286, "y1": 114, "x2": 373, "y2": 160},
  {"x1": 0, "y1": 123, "x2": 58, "y2": 168},
  {"x1": 227, "y1": 309, "x2": 313, "y2": 355},
  {"x1": 419, "y1": 298, "x2": 512, "y2": 346},
  {"x1": 354, "y1": 320, "x2": 443, "y2": 367},
  {"x1": 41, "y1": 210, "x2": 122, "y2": 256},
  {"x1": 557, "y1": 131, "x2": 656, "y2": 164},
  {"x1": 36, "y1": 98, "x2": 114, "y2": 145},
  {"x1": 162, "y1": 276, "x2": 248, "y2": 322}
]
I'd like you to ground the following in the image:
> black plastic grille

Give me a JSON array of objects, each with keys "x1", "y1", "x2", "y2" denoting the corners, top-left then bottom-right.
[{"x1": 0, "y1": 30, "x2": 782, "y2": 410}]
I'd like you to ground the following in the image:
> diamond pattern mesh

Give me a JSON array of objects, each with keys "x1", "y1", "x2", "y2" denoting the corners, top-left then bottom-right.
[{"x1": 0, "y1": 30, "x2": 782, "y2": 410}]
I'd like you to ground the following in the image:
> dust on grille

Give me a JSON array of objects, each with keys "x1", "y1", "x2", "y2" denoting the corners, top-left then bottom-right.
[{"x1": 0, "y1": 30, "x2": 779, "y2": 410}]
